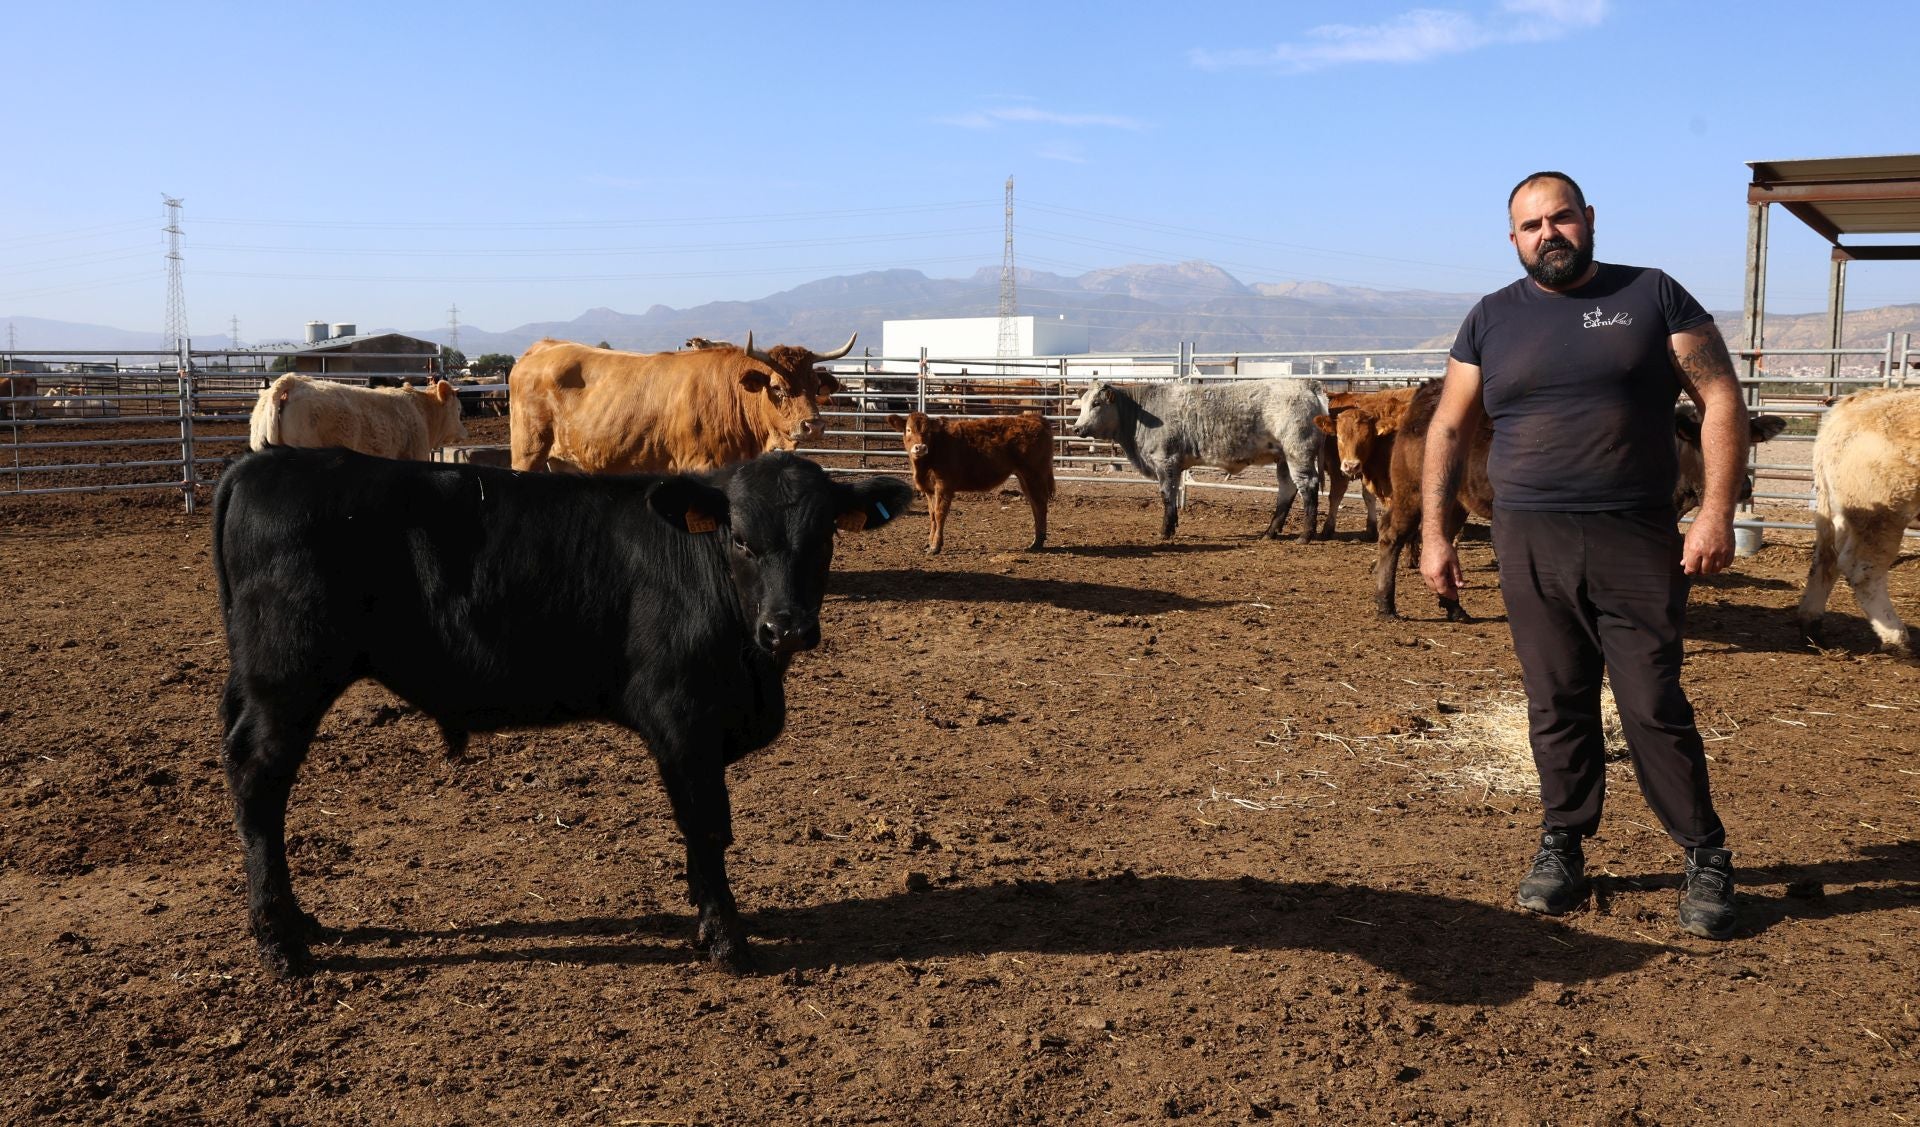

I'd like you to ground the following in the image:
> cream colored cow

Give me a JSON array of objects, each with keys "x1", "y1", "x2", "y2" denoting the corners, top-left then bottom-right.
[
  {"x1": 250, "y1": 375, "x2": 467, "y2": 461},
  {"x1": 1797, "y1": 386, "x2": 1920, "y2": 655}
]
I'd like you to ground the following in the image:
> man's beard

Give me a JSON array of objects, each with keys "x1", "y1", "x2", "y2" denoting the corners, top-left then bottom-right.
[{"x1": 1523, "y1": 232, "x2": 1593, "y2": 287}]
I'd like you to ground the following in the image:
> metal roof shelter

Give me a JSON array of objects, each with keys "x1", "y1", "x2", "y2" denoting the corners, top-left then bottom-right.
[{"x1": 1742, "y1": 153, "x2": 1920, "y2": 381}]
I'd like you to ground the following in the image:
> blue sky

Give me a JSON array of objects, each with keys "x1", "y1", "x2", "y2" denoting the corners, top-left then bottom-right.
[{"x1": 3, "y1": 0, "x2": 1915, "y2": 342}]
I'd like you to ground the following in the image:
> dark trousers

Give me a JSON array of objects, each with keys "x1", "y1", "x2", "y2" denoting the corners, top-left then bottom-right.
[{"x1": 1491, "y1": 507, "x2": 1726, "y2": 850}]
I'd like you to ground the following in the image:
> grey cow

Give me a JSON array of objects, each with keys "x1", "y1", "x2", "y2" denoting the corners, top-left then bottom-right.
[{"x1": 1070, "y1": 378, "x2": 1328, "y2": 541}]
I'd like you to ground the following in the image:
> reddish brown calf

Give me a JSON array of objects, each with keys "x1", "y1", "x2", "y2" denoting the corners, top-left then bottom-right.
[{"x1": 884, "y1": 411, "x2": 1055, "y2": 553}]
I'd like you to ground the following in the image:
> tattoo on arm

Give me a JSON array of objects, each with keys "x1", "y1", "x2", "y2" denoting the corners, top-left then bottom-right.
[{"x1": 1672, "y1": 329, "x2": 1738, "y2": 404}]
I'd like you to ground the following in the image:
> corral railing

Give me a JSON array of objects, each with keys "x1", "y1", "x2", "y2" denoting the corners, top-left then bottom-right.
[
  {"x1": 803, "y1": 336, "x2": 1920, "y2": 540},
  {"x1": 3, "y1": 337, "x2": 1914, "y2": 540},
  {"x1": 0, "y1": 345, "x2": 474, "y2": 510}
]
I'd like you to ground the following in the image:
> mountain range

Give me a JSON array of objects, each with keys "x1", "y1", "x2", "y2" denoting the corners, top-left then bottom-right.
[{"x1": 7, "y1": 261, "x2": 1918, "y2": 361}]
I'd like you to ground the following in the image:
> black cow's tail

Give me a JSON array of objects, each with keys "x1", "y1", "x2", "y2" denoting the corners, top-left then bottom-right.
[{"x1": 211, "y1": 463, "x2": 237, "y2": 620}]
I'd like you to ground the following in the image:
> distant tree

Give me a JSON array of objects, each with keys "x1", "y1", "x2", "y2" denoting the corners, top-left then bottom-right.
[
  {"x1": 596, "y1": 340, "x2": 612, "y2": 350},
  {"x1": 471, "y1": 352, "x2": 517, "y2": 378},
  {"x1": 269, "y1": 354, "x2": 296, "y2": 373},
  {"x1": 439, "y1": 346, "x2": 468, "y2": 374}
]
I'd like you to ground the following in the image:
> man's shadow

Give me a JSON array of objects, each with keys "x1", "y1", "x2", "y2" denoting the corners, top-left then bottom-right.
[{"x1": 1595, "y1": 840, "x2": 1920, "y2": 932}]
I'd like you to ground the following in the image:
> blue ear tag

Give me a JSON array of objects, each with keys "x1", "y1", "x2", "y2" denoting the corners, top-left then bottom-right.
[{"x1": 876, "y1": 502, "x2": 890, "y2": 520}]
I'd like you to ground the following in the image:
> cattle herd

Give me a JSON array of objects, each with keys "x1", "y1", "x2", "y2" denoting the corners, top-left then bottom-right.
[{"x1": 204, "y1": 334, "x2": 1917, "y2": 976}]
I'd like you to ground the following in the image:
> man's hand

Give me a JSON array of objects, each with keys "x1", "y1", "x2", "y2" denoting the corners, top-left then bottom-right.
[
  {"x1": 1683, "y1": 509, "x2": 1736, "y2": 575},
  {"x1": 1422, "y1": 537, "x2": 1467, "y2": 598}
]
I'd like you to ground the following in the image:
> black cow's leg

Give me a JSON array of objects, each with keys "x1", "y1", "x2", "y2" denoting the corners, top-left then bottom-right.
[
  {"x1": 1263, "y1": 462, "x2": 1298, "y2": 540},
  {"x1": 656, "y1": 751, "x2": 751, "y2": 971},
  {"x1": 221, "y1": 679, "x2": 328, "y2": 977},
  {"x1": 1294, "y1": 464, "x2": 1320, "y2": 545},
  {"x1": 1158, "y1": 470, "x2": 1182, "y2": 539}
]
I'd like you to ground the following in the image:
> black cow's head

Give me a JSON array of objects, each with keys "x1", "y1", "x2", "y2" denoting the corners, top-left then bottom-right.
[
  {"x1": 1671, "y1": 405, "x2": 1790, "y2": 516},
  {"x1": 647, "y1": 452, "x2": 911, "y2": 658}
]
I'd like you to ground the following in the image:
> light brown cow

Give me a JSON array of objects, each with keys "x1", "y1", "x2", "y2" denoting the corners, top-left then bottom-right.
[
  {"x1": 508, "y1": 333, "x2": 852, "y2": 473},
  {"x1": 249, "y1": 374, "x2": 467, "y2": 460},
  {"x1": 885, "y1": 411, "x2": 1054, "y2": 553},
  {"x1": 1313, "y1": 386, "x2": 1419, "y2": 541},
  {"x1": 1313, "y1": 386, "x2": 1420, "y2": 511},
  {"x1": 1796, "y1": 386, "x2": 1920, "y2": 656}
]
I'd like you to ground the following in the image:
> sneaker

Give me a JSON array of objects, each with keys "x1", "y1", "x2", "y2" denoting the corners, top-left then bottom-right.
[
  {"x1": 1515, "y1": 830, "x2": 1590, "y2": 915},
  {"x1": 1678, "y1": 847, "x2": 1738, "y2": 939}
]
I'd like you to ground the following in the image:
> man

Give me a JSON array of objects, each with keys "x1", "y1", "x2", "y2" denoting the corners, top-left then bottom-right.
[{"x1": 1421, "y1": 171, "x2": 1748, "y2": 940}]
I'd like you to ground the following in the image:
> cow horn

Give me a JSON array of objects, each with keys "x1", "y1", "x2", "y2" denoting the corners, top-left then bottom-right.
[
  {"x1": 743, "y1": 331, "x2": 775, "y2": 366},
  {"x1": 812, "y1": 332, "x2": 857, "y2": 363}
]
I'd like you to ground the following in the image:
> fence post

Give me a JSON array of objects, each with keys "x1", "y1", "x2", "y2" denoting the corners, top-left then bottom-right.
[
  {"x1": 917, "y1": 347, "x2": 928, "y2": 413},
  {"x1": 178, "y1": 338, "x2": 199, "y2": 513},
  {"x1": 1178, "y1": 342, "x2": 1194, "y2": 511},
  {"x1": 1902, "y1": 332, "x2": 1914, "y2": 389}
]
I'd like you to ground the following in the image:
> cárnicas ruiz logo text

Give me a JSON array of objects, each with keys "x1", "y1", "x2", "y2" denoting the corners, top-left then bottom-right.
[{"x1": 1583, "y1": 306, "x2": 1633, "y2": 329}]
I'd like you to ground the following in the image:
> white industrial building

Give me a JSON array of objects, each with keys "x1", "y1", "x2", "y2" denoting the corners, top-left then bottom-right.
[{"x1": 881, "y1": 315, "x2": 1088, "y2": 364}]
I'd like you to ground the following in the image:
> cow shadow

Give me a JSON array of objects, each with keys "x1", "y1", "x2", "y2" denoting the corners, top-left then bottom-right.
[
  {"x1": 305, "y1": 846, "x2": 1920, "y2": 1002},
  {"x1": 310, "y1": 876, "x2": 1662, "y2": 1005},
  {"x1": 831, "y1": 569, "x2": 1235, "y2": 614},
  {"x1": 1693, "y1": 569, "x2": 1799, "y2": 593},
  {"x1": 1685, "y1": 600, "x2": 1822, "y2": 654}
]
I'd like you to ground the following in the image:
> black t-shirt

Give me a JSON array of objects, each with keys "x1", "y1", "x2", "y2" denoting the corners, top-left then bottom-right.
[{"x1": 1449, "y1": 263, "x2": 1713, "y2": 511}]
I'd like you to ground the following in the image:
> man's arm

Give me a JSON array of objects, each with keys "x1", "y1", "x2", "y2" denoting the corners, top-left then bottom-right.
[
  {"x1": 1420, "y1": 357, "x2": 1486, "y2": 600},
  {"x1": 1671, "y1": 323, "x2": 1750, "y2": 576}
]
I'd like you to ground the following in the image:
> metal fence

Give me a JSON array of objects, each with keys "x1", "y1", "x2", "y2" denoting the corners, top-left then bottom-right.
[{"x1": 3, "y1": 337, "x2": 1915, "y2": 539}]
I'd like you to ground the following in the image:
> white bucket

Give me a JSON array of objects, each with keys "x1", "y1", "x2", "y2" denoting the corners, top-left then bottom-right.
[{"x1": 1733, "y1": 525, "x2": 1763, "y2": 557}]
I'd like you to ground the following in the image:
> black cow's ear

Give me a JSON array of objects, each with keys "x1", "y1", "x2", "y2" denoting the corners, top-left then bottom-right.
[
  {"x1": 648, "y1": 479, "x2": 731, "y2": 535},
  {"x1": 1672, "y1": 409, "x2": 1703, "y2": 444},
  {"x1": 1751, "y1": 414, "x2": 1787, "y2": 443},
  {"x1": 833, "y1": 475, "x2": 914, "y2": 532}
]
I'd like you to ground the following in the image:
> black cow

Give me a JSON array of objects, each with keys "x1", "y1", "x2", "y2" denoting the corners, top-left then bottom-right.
[{"x1": 214, "y1": 447, "x2": 911, "y2": 976}]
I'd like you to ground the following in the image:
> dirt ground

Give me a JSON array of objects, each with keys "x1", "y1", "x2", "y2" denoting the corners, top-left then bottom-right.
[{"x1": 2, "y1": 433, "x2": 1918, "y2": 1124}]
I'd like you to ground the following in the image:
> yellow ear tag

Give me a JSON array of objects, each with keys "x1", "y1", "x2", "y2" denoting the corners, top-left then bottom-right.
[
  {"x1": 837, "y1": 510, "x2": 868, "y2": 532},
  {"x1": 684, "y1": 510, "x2": 718, "y2": 534}
]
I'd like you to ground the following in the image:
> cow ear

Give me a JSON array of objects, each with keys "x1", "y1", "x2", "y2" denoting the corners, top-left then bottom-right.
[
  {"x1": 648, "y1": 479, "x2": 731, "y2": 535},
  {"x1": 833, "y1": 475, "x2": 914, "y2": 533},
  {"x1": 738, "y1": 369, "x2": 771, "y2": 394},
  {"x1": 884, "y1": 413, "x2": 907, "y2": 432},
  {"x1": 1750, "y1": 414, "x2": 1787, "y2": 443},
  {"x1": 1312, "y1": 414, "x2": 1335, "y2": 435},
  {"x1": 815, "y1": 372, "x2": 840, "y2": 398},
  {"x1": 432, "y1": 381, "x2": 455, "y2": 403}
]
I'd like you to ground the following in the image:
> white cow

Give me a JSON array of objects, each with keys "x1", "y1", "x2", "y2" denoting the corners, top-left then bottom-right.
[
  {"x1": 250, "y1": 374, "x2": 467, "y2": 461},
  {"x1": 1069, "y1": 378, "x2": 1328, "y2": 541},
  {"x1": 1797, "y1": 386, "x2": 1920, "y2": 656},
  {"x1": 38, "y1": 392, "x2": 118, "y2": 418}
]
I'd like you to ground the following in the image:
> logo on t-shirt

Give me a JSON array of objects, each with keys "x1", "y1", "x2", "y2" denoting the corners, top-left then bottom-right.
[{"x1": 1582, "y1": 306, "x2": 1633, "y2": 329}]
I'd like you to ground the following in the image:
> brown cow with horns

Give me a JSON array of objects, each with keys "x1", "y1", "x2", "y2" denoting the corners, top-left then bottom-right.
[{"x1": 509, "y1": 333, "x2": 855, "y2": 473}]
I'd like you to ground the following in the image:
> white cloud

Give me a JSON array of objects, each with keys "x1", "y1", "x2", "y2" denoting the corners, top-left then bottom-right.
[
  {"x1": 1035, "y1": 143, "x2": 1089, "y2": 165},
  {"x1": 936, "y1": 106, "x2": 1144, "y2": 131},
  {"x1": 1190, "y1": 0, "x2": 1605, "y2": 72}
]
